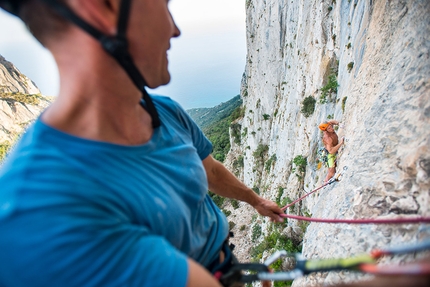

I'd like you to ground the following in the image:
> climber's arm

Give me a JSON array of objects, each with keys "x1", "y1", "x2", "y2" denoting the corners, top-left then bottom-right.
[
  {"x1": 187, "y1": 258, "x2": 222, "y2": 287},
  {"x1": 203, "y1": 155, "x2": 283, "y2": 222}
]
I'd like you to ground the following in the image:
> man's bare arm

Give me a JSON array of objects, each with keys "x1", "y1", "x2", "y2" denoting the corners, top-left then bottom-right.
[
  {"x1": 203, "y1": 155, "x2": 283, "y2": 223},
  {"x1": 325, "y1": 137, "x2": 344, "y2": 154},
  {"x1": 327, "y1": 120, "x2": 340, "y2": 125},
  {"x1": 187, "y1": 258, "x2": 222, "y2": 287}
]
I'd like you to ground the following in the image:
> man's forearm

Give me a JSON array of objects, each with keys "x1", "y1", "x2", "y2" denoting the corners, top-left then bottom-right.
[
  {"x1": 328, "y1": 141, "x2": 343, "y2": 154},
  {"x1": 327, "y1": 120, "x2": 340, "y2": 125},
  {"x1": 204, "y1": 156, "x2": 259, "y2": 205},
  {"x1": 203, "y1": 155, "x2": 283, "y2": 222}
]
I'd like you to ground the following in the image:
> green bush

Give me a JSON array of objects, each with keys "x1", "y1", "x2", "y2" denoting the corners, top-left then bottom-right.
[
  {"x1": 233, "y1": 155, "x2": 244, "y2": 170},
  {"x1": 251, "y1": 224, "x2": 262, "y2": 242},
  {"x1": 230, "y1": 123, "x2": 242, "y2": 144},
  {"x1": 231, "y1": 199, "x2": 240, "y2": 209},
  {"x1": 292, "y1": 155, "x2": 307, "y2": 174},
  {"x1": 250, "y1": 229, "x2": 301, "y2": 262},
  {"x1": 265, "y1": 154, "x2": 277, "y2": 171},
  {"x1": 209, "y1": 191, "x2": 225, "y2": 208},
  {"x1": 253, "y1": 144, "x2": 269, "y2": 159},
  {"x1": 263, "y1": 114, "x2": 270, "y2": 120},
  {"x1": 0, "y1": 92, "x2": 43, "y2": 105},
  {"x1": 347, "y1": 62, "x2": 354, "y2": 72},
  {"x1": 342, "y1": 97, "x2": 348, "y2": 112},
  {"x1": 229, "y1": 221, "x2": 236, "y2": 230},
  {"x1": 320, "y1": 74, "x2": 338, "y2": 104},
  {"x1": 0, "y1": 142, "x2": 11, "y2": 163},
  {"x1": 301, "y1": 96, "x2": 316, "y2": 118},
  {"x1": 222, "y1": 209, "x2": 232, "y2": 217}
]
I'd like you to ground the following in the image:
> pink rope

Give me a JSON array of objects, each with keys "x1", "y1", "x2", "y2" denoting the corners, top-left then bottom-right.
[
  {"x1": 281, "y1": 177, "x2": 339, "y2": 211},
  {"x1": 280, "y1": 214, "x2": 430, "y2": 224},
  {"x1": 281, "y1": 182, "x2": 332, "y2": 211}
]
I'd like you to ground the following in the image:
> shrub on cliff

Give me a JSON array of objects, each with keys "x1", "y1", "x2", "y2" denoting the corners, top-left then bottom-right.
[{"x1": 301, "y1": 96, "x2": 316, "y2": 118}]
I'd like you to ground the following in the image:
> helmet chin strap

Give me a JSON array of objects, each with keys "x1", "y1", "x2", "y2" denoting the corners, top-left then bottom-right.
[{"x1": 42, "y1": 0, "x2": 161, "y2": 128}]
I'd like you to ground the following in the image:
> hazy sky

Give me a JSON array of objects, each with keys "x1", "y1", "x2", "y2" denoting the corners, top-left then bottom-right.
[{"x1": 0, "y1": 0, "x2": 246, "y2": 110}]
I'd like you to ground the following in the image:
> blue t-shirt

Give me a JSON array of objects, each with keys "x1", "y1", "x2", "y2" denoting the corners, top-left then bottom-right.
[{"x1": 0, "y1": 96, "x2": 229, "y2": 287}]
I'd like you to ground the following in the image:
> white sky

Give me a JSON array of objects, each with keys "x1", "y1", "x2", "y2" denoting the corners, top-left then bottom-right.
[{"x1": 0, "y1": 0, "x2": 247, "y2": 109}]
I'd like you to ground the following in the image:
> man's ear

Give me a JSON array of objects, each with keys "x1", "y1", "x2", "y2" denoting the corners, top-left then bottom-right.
[{"x1": 69, "y1": 0, "x2": 121, "y2": 35}]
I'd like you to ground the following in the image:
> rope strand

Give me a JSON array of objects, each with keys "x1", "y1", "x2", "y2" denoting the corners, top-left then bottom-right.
[{"x1": 280, "y1": 213, "x2": 430, "y2": 224}]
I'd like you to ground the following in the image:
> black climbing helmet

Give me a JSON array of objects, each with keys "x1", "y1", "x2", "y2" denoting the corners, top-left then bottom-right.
[{"x1": 0, "y1": 0, "x2": 161, "y2": 128}]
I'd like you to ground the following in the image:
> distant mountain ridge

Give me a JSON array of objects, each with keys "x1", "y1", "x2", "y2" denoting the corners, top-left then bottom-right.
[
  {"x1": 0, "y1": 55, "x2": 51, "y2": 161},
  {"x1": 186, "y1": 95, "x2": 242, "y2": 129}
]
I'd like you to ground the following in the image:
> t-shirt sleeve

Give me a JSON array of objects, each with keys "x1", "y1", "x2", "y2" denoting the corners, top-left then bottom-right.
[{"x1": 161, "y1": 97, "x2": 213, "y2": 160}]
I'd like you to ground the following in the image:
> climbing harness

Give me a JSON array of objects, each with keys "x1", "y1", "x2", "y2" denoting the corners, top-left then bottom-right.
[
  {"x1": 216, "y1": 240, "x2": 430, "y2": 285},
  {"x1": 0, "y1": 0, "x2": 161, "y2": 128},
  {"x1": 317, "y1": 147, "x2": 329, "y2": 167}
]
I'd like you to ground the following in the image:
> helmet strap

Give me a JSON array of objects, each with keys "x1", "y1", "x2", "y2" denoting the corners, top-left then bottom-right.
[{"x1": 42, "y1": 0, "x2": 161, "y2": 128}]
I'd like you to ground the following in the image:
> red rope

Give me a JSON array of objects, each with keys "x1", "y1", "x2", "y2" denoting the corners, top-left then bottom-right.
[
  {"x1": 281, "y1": 181, "x2": 333, "y2": 211},
  {"x1": 360, "y1": 263, "x2": 430, "y2": 275},
  {"x1": 280, "y1": 214, "x2": 430, "y2": 224}
]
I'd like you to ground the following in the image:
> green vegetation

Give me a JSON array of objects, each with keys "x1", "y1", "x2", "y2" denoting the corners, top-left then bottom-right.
[
  {"x1": 346, "y1": 42, "x2": 352, "y2": 49},
  {"x1": 250, "y1": 224, "x2": 302, "y2": 287},
  {"x1": 0, "y1": 141, "x2": 12, "y2": 163},
  {"x1": 252, "y1": 186, "x2": 261, "y2": 195},
  {"x1": 342, "y1": 97, "x2": 348, "y2": 112},
  {"x1": 251, "y1": 224, "x2": 262, "y2": 242},
  {"x1": 347, "y1": 62, "x2": 354, "y2": 72},
  {"x1": 320, "y1": 74, "x2": 338, "y2": 104},
  {"x1": 187, "y1": 95, "x2": 242, "y2": 129},
  {"x1": 231, "y1": 199, "x2": 240, "y2": 209},
  {"x1": 187, "y1": 96, "x2": 243, "y2": 162},
  {"x1": 253, "y1": 144, "x2": 269, "y2": 160},
  {"x1": 263, "y1": 114, "x2": 270, "y2": 120},
  {"x1": 0, "y1": 92, "x2": 44, "y2": 105},
  {"x1": 233, "y1": 155, "x2": 244, "y2": 170},
  {"x1": 292, "y1": 155, "x2": 307, "y2": 174},
  {"x1": 300, "y1": 96, "x2": 316, "y2": 118},
  {"x1": 265, "y1": 154, "x2": 277, "y2": 171},
  {"x1": 292, "y1": 155, "x2": 307, "y2": 180},
  {"x1": 251, "y1": 228, "x2": 301, "y2": 262},
  {"x1": 209, "y1": 191, "x2": 225, "y2": 209},
  {"x1": 230, "y1": 123, "x2": 242, "y2": 145},
  {"x1": 229, "y1": 221, "x2": 236, "y2": 230},
  {"x1": 222, "y1": 209, "x2": 231, "y2": 217}
]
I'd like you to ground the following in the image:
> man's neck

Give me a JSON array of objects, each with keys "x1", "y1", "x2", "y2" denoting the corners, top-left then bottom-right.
[{"x1": 42, "y1": 54, "x2": 154, "y2": 145}]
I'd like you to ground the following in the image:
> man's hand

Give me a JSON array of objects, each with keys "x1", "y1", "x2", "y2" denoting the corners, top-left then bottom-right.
[{"x1": 252, "y1": 197, "x2": 284, "y2": 223}]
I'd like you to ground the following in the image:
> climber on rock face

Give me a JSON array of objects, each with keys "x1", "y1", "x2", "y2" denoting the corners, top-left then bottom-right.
[{"x1": 319, "y1": 120, "x2": 344, "y2": 183}]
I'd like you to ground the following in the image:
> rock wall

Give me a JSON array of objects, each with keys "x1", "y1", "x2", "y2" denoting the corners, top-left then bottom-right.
[
  {"x1": 0, "y1": 55, "x2": 50, "y2": 144},
  {"x1": 225, "y1": 1, "x2": 430, "y2": 286}
]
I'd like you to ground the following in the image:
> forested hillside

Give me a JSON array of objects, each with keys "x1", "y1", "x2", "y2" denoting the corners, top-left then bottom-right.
[{"x1": 187, "y1": 95, "x2": 243, "y2": 162}]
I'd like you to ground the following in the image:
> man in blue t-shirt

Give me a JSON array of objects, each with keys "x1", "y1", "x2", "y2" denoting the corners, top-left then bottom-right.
[{"x1": 0, "y1": 1, "x2": 283, "y2": 286}]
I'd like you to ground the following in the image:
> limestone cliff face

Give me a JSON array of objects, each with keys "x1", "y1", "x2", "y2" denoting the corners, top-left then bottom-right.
[
  {"x1": 0, "y1": 55, "x2": 50, "y2": 144},
  {"x1": 225, "y1": 1, "x2": 430, "y2": 285}
]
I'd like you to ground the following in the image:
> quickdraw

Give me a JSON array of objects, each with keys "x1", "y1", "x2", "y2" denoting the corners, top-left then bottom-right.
[{"x1": 217, "y1": 240, "x2": 430, "y2": 285}]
